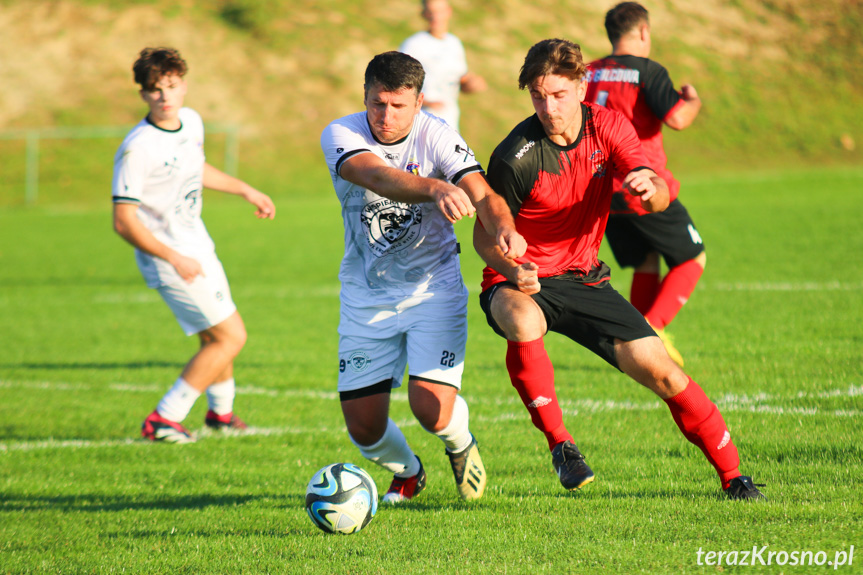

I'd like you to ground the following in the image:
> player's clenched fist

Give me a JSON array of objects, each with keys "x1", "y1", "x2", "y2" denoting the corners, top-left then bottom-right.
[
  {"x1": 433, "y1": 184, "x2": 476, "y2": 223},
  {"x1": 497, "y1": 227, "x2": 528, "y2": 260},
  {"x1": 511, "y1": 262, "x2": 540, "y2": 295}
]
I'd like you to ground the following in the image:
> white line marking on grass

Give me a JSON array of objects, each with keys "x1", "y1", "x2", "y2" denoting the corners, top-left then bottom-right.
[{"x1": 1, "y1": 380, "x2": 859, "y2": 454}]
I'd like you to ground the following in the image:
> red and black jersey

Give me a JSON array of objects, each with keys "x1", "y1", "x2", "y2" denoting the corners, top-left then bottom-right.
[
  {"x1": 585, "y1": 55, "x2": 683, "y2": 214},
  {"x1": 482, "y1": 102, "x2": 651, "y2": 291}
]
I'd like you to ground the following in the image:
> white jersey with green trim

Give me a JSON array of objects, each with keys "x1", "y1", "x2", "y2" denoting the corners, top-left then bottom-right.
[
  {"x1": 321, "y1": 110, "x2": 482, "y2": 308},
  {"x1": 111, "y1": 107, "x2": 213, "y2": 288}
]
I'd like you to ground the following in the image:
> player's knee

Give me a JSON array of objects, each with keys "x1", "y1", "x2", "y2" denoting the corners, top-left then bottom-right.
[
  {"x1": 408, "y1": 388, "x2": 448, "y2": 432},
  {"x1": 651, "y1": 366, "x2": 689, "y2": 398},
  {"x1": 346, "y1": 417, "x2": 387, "y2": 447},
  {"x1": 215, "y1": 324, "x2": 247, "y2": 357},
  {"x1": 492, "y1": 297, "x2": 545, "y2": 341}
]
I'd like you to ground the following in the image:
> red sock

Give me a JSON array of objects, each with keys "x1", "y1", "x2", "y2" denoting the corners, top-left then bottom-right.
[
  {"x1": 664, "y1": 378, "x2": 740, "y2": 487},
  {"x1": 506, "y1": 339, "x2": 572, "y2": 451},
  {"x1": 645, "y1": 259, "x2": 703, "y2": 329},
  {"x1": 630, "y1": 271, "x2": 660, "y2": 315}
]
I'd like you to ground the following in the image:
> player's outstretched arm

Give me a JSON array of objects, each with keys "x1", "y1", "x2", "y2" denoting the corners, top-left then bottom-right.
[
  {"x1": 622, "y1": 168, "x2": 669, "y2": 213},
  {"x1": 458, "y1": 172, "x2": 526, "y2": 260},
  {"x1": 112, "y1": 203, "x2": 203, "y2": 282},
  {"x1": 472, "y1": 220, "x2": 539, "y2": 295},
  {"x1": 665, "y1": 84, "x2": 701, "y2": 131},
  {"x1": 340, "y1": 153, "x2": 475, "y2": 223},
  {"x1": 460, "y1": 72, "x2": 487, "y2": 94},
  {"x1": 202, "y1": 163, "x2": 275, "y2": 219}
]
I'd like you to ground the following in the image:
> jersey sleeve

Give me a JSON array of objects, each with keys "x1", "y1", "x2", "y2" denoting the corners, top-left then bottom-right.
[
  {"x1": 320, "y1": 118, "x2": 372, "y2": 178},
  {"x1": 642, "y1": 61, "x2": 682, "y2": 121},
  {"x1": 112, "y1": 143, "x2": 151, "y2": 204},
  {"x1": 430, "y1": 123, "x2": 484, "y2": 185},
  {"x1": 486, "y1": 152, "x2": 526, "y2": 217}
]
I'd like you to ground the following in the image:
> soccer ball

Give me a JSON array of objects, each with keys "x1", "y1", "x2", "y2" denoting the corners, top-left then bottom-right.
[{"x1": 305, "y1": 463, "x2": 378, "y2": 534}]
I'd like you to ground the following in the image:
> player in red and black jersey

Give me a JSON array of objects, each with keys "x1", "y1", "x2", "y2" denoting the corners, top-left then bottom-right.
[
  {"x1": 474, "y1": 38, "x2": 764, "y2": 500},
  {"x1": 585, "y1": 2, "x2": 705, "y2": 367}
]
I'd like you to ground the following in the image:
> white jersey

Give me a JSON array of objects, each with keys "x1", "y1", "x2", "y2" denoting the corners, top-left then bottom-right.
[
  {"x1": 321, "y1": 110, "x2": 483, "y2": 308},
  {"x1": 112, "y1": 108, "x2": 213, "y2": 288},
  {"x1": 399, "y1": 32, "x2": 468, "y2": 130}
]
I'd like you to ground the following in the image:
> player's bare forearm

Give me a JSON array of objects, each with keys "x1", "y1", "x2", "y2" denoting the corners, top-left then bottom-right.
[
  {"x1": 460, "y1": 72, "x2": 487, "y2": 94},
  {"x1": 665, "y1": 85, "x2": 701, "y2": 131},
  {"x1": 341, "y1": 153, "x2": 474, "y2": 223},
  {"x1": 203, "y1": 163, "x2": 275, "y2": 219},
  {"x1": 623, "y1": 169, "x2": 669, "y2": 213},
  {"x1": 112, "y1": 203, "x2": 203, "y2": 281},
  {"x1": 474, "y1": 221, "x2": 540, "y2": 294},
  {"x1": 459, "y1": 173, "x2": 526, "y2": 259},
  {"x1": 342, "y1": 154, "x2": 434, "y2": 203},
  {"x1": 473, "y1": 219, "x2": 513, "y2": 271},
  {"x1": 639, "y1": 175, "x2": 670, "y2": 213}
]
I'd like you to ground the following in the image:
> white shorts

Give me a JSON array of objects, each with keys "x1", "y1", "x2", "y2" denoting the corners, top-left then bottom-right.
[
  {"x1": 156, "y1": 256, "x2": 237, "y2": 336},
  {"x1": 338, "y1": 294, "x2": 467, "y2": 393}
]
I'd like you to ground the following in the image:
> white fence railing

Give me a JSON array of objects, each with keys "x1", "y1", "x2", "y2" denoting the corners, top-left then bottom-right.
[{"x1": 0, "y1": 124, "x2": 239, "y2": 204}]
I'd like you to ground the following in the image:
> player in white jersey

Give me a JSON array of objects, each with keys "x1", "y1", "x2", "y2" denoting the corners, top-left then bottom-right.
[
  {"x1": 112, "y1": 47, "x2": 276, "y2": 444},
  {"x1": 321, "y1": 51, "x2": 525, "y2": 503},
  {"x1": 399, "y1": 0, "x2": 486, "y2": 131}
]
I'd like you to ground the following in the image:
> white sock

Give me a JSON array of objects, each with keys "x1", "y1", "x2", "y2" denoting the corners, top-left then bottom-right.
[
  {"x1": 206, "y1": 378, "x2": 236, "y2": 415},
  {"x1": 156, "y1": 378, "x2": 201, "y2": 423},
  {"x1": 433, "y1": 394, "x2": 472, "y2": 454},
  {"x1": 351, "y1": 418, "x2": 420, "y2": 477}
]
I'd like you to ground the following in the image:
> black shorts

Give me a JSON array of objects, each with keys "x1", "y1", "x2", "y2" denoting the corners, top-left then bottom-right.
[
  {"x1": 479, "y1": 270, "x2": 655, "y2": 371},
  {"x1": 605, "y1": 198, "x2": 705, "y2": 269}
]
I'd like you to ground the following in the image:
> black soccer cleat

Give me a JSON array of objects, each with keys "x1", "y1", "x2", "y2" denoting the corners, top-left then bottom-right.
[
  {"x1": 551, "y1": 440, "x2": 595, "y2": 491},
  {"x1": 724, "y1": 476, "x2": 767, "y2": 501}
]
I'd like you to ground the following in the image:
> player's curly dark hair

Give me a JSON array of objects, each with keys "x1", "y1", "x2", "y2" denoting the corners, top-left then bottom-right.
[
  {"x1": 518, "y1": 39, "x2": 587, "y2": 90},
  {"x1": 605, "y1": 2, "x2": 650, "y2": 45},
  {"x1": 364, "y1": 51, "x2": 425, "y2": 100},
  {"x1": 133, "y1": 47, "x2": 188, "y2": 91}
]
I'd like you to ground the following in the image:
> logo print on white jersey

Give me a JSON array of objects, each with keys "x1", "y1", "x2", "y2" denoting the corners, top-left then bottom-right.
[
  {"x1": 360, "y1": 199, "x2": 423, "y2": 256},
  {"x1": 454, "y1": 144, "x2": 474, "y2": 161},
  {"x1": 176, "y1": 175, "x2": 203, "y2": 226}
]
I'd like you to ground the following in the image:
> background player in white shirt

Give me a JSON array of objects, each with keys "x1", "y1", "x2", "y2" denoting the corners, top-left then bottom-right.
[
  {"x1": 112, "y1": 47, "x2": 276, "y2": 443},
  {"x1": 399, "y1": 0, "x2": 486, "y2": 131},
  {"x1": 321, "y1": 51, "x2": 525, "y2": 502}
]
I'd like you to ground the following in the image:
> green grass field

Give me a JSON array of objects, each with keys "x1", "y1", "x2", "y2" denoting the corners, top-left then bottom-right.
[{"x1": 1, "y1": 166, "x2": 861, "y2": 574}]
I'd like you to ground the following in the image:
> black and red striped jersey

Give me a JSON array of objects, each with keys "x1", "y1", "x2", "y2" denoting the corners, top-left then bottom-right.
[
  {"x1": 586, "y1": 55, "x2": 684, "y2": 214},
  {"x1": 482, "y1": 103, "x2": 651, "y2": 291}
]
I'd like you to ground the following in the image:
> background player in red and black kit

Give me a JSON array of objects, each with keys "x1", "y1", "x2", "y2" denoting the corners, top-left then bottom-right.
[
  {"x1": 474, "y1": 38, "x2": 764, "y2": 500},
  {"x1": 584, "y1": 2, "x2": 705, "y2": 367}
]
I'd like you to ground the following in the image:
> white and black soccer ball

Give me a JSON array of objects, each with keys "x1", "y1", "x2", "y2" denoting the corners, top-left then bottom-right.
[{"x1": 305, "y1": 463, "x2": 378, "y2": 535}]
